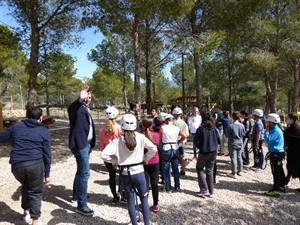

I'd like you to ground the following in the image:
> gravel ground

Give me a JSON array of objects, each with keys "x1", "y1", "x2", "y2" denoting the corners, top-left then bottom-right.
[{"x1": 1, "y1": 118, "x2": 300, "y2": 225}]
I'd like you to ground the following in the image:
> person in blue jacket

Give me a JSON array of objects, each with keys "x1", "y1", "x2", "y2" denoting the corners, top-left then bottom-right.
[
  {"x1": 68, "y1": 85, "x2": 95, "y2": 216},
  {"x1": 0, "y1": 106, "x2": 51, "y2": 225},
  {"x1": 264, "y1": 113, "x2": 285, "y2": 197}
]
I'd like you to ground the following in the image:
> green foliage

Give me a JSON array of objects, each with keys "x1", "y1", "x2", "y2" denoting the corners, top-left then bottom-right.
[
  {"x1": 87, "y1": 67, "x2": 127, "y2": 106},
  {"x1": 38, "y1": 52, "x2": 78, "y2": 104},
  {"x1": 0, "y1": 24, "x2": 28, "y2": 98}
]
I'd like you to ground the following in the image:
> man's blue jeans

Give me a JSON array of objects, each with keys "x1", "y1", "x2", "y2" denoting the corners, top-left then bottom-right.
[{"x1": 71, "y1": 143, "x2": 90, "y2": 208}]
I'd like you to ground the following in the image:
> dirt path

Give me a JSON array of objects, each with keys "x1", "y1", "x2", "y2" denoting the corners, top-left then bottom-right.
[{"x1": 1, "y1": 119, "x2": 300, "y2": 225}]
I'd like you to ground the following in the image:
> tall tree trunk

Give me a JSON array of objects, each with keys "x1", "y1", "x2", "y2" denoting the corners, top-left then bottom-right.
[
  {"x1": 292, "y1": 58, "x2": 300, "y2": 112},
  {"x1": 133, "y1": 14, "x2": 141, "y2": 106},
  {"x1": 191, "y1": 9, "x2": 202, "y2": 109},
  {"x1": 145, "y1": 19, "x2": 152, "y2": 113},
  {"x1": 193, "y1": 50, "x2": 202, "y2": 109},
  {"x1": 122, "y1": 71, "x2": 128, "y2": 108},
  {"x1": 27, "y1": 24, "x2": 40, "y2": 108}
]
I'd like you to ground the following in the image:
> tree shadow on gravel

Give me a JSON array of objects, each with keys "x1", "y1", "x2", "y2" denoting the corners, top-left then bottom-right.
[
  {"x1": 150, "y1": 197, "x2": 300, "y2": 225},
  {"x1": 42, "y1": 184, "x2": 129, "y2": 224},
  {"x1": 47, "y1": 208, "x2": 128, "y2": 225},
  {"x1": 90, "y1": 163, "x2": 109, "y2": 175},
  {"x1": 0, "y1": 201, "x2": 23, "y2": 225}
]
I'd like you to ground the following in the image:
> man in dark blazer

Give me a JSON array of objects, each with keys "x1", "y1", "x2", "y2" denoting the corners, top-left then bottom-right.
[{"x1": 68, "y1": 85, "x2": 95, "y2": 216}]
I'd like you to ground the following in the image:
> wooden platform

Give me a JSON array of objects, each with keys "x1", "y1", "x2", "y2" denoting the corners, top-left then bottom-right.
[{"x1": 2, "y1": 116, "x2": 56, "y2": 128}]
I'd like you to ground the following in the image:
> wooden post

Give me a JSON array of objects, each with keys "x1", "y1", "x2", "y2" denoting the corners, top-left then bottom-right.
[{"x1": 0, "y1": 83, "x2": 3, "y2": 132}]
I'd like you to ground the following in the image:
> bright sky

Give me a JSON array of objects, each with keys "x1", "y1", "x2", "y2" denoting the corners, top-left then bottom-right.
[{"x1": 0, "y1": 6, "x2": 102, "y2": 80}]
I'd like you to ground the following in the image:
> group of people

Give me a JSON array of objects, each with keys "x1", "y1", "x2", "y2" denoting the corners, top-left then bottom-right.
[{"x1": 2, "y1": 84, "x2": 300, "y2": 225}]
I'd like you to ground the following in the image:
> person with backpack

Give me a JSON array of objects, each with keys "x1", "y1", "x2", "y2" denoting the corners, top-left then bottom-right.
[
  {"x1": 101, "y1": 114, "x2": 156, "y2": 225},
  {"x1": 194, "y1": 112, "x2": 220, "y2": 197},
  {"x1": 240, "y1": 110, "x2": 252, "y2": 166}
]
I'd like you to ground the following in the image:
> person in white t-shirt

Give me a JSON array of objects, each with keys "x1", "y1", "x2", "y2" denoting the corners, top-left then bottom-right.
[
  {"x1": 159, "y1": 114, "x2": 186, "y2": 192},
  {"x1": 188, "y1": 107, "x2": 202, "y2": 161}
]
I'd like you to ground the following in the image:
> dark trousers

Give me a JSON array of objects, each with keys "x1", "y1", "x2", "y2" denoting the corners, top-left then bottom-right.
[
  {"x1": 104, "y1": 162, "x2": 118, "y2": 199},
  {"x1": 196, "y1": 151, "x2": 216, "y2": 195},
  {"x1": 12, "y1": 163, "x2": 44, "y2": 219},
  {"x1": 252, "y1": 139, "x2": 264, "y2": 169},
  {"x1": 144, "y1": 163, "x2": 159, "y2": 206},
  {"x1": 270, "y1": 152, "x2": 285, "y2": 191},
  {"x1": 242, "y1": 137, "x2": 250, "y2": 165}
]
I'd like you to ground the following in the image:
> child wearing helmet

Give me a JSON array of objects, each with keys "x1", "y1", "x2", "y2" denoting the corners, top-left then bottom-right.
[
  {"x1": 264, "y1": 113, "x2": 285, "y2": 197},
  {"x1": 101, "y1": 114, "x2": 157, "y2": 225},
  {"x1": 251, "y1": 109, "x2": 265, "y2": 172},
  {"x1": 99, "y1": 107, "x2": 122, "y2": 204}
]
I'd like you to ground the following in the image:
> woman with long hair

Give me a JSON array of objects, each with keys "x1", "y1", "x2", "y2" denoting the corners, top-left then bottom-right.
[
  {"x1": 99, "y1": 107, "x2": 122, "y2": 204},
  {"x1": 140, "y1": 116, "x2": 160, "y2": 212},
  {"x1": 101, "y1": 114, "x2": 156, "y2": 225},
  {"x1": 284, "y1": 112, "x2": 300, "y2": 188}
]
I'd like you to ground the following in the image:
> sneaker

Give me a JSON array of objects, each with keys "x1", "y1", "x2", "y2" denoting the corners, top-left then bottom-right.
[
  {"x1": 192, "y1": 156, "x2": 197, "y2": 161},
  {"x1": 180, "y1": 171, "x2": 186, "y2": 176},
  {"x1": 255, "y1": 168, "x2": 264, "y2": 173},
  {"x1": 227, "y1": 173, "x2": 237, "y2": 179},
  {"x1": 23, "y1": 210, "x2": 31, "y2": 223},
  {"x1": 152, "y1": 205, "x2": 160, "y2": 213},
  {"x1": 174, "y1": 187, "x2": 181, "y2": 192},
  {"x1": 120, "y1": 197, "x2": 127, "y2": 204},
  {"x1": 237, "y1": 171, "x2": 242, "y2": 176},
  {"x1": 112, "y1": 196, "x2": 119, "y2": 204},
  {"x1": 265, "y1": 190, "x2": 280, "y2": 197},
  {"x1": 196, "y1": 190, "x2": 210, "y2": 197},
  {"x1": 251, "y1": 166, "x2": 258, "y2": 171},
  {"x1": 75, "y1": 206, "x2": 94, "y2": 217},
  {"x1": 217, "y1": 152, "x2": 225, "y2": 156}
]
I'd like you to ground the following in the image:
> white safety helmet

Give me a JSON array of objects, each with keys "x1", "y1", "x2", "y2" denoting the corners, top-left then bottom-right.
[
  {"x1": 172, "y1": 107, "x2": 183, "y2": 115},
  {"x1": 165, "y1": 114, "x2": 174, "y2": 121},
  {"x1": 121, "y1": 114, "x2": 137, "y2": 131},
  {"x1": 266, "y1": 113, "x2": 280, "y2": 124},
  {"x1": 105, "y1": 107, "x2": 119, "y2": 120},
  {"x1": 252, "y1": 109, "x2": 263, "y2": 117},
  {"x1": 158, "y1": 112, "x2": 167, "y2": 121}
]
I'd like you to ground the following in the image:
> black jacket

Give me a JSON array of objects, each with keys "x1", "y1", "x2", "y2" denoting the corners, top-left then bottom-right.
[
  {"x1": 0, "y1": 119, "x2": 51, "y2": 178},
  {"x1": 68, "y1": 99, "x2": 95, "y2": 149},
  {"x1": 194, "y1": 126, "x2": 220, "y2": 154}
]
